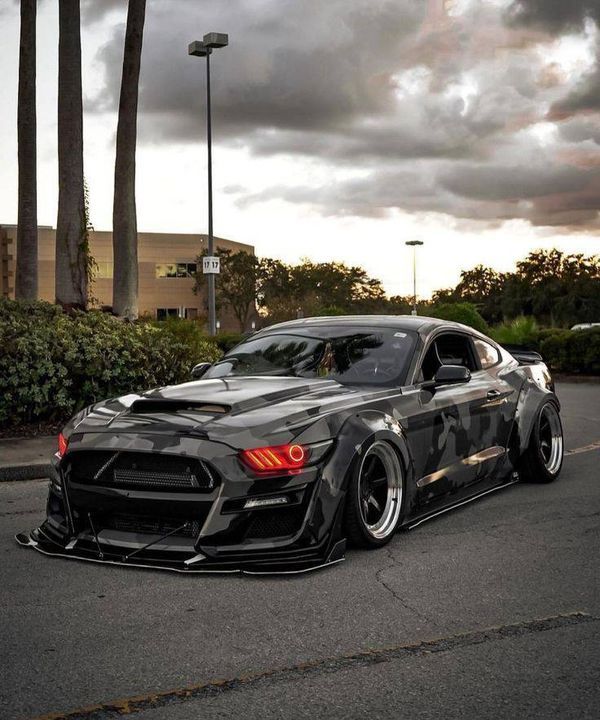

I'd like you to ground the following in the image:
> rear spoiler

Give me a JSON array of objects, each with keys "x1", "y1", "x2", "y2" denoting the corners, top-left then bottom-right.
[{"x1": 503, "y1": 345, "x2": 544, "y2": 366}]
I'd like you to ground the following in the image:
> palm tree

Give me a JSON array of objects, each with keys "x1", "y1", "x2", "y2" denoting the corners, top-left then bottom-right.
[
  {"x1": 112, "y1": 0, "x2": 146, "y2": 320},
  {"x1": 16, "y1": 0, "x2": 38, "y2": 301},
  {"x1": 55, "y1": 0, "x2": 87, "y2": 311}
]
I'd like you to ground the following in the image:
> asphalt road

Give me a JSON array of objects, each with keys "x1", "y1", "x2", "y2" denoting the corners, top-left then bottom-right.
[{"x1": 1, "y1": 382, "x2": 599, "y2": 720}]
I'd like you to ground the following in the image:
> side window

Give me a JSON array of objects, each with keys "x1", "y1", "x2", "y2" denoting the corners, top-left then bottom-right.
[
  {"x1": 473, "y1": 338, "x2": 500, "y2": 369},
  {"x1": 418, "y1": 332, "x2": 477, "y2": 382}
]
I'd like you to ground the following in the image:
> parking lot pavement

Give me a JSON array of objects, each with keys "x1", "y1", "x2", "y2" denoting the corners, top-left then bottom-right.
[{"x1": 0, "y1": 383, "x2": 598, "y2": 720}]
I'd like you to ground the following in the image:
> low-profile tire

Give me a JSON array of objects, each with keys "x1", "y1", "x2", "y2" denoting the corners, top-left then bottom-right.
[
  {"x1": 519, "y1": 400, "x2": 564, "y2": 483},
  {"x1": 344, "y1": 440, "x2": 404, "y2": 549}
]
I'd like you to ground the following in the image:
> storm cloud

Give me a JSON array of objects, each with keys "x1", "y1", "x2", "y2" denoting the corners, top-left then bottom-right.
[{"x1": 87, "y1": 0, "x2": 600, "y2": 228}]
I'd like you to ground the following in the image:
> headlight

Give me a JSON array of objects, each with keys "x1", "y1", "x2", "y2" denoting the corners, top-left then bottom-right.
[
  {"x1": 57, "y1": 432, "x2": 69, "y2": 459},
  {"x1": 239, "y1": 439, "x2": 333, "y2": 474}
]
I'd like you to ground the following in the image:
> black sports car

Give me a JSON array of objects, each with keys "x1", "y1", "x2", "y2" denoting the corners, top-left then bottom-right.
[{"x1": 17, "y1": 316, "x2": 564, "y2": 574}]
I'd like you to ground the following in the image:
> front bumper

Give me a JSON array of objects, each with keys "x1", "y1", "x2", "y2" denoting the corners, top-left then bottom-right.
[
  {"x1": 16, "y1": 435, "x2": 346, "y2": 574},
  {"x1": 15, "y1": 528, "x2": 346, "y2": 574}
]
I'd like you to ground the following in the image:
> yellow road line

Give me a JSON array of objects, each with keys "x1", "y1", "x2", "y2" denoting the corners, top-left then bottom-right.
[{"x1": 566, "y1": 440, "x2": 600, "y2": 456}]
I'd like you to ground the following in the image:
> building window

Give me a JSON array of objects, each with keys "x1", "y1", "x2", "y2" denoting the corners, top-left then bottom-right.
[
  {"x1": 156, "y1": 308, "x2": 180, "y2": 320},
  {"x1": 155, "y1": 262, "x2": 197, "y2": 278},
  {"x1": 156, "y1": 307, "x2": 199, "y2": 320},
  {"x1": 96, "y1": 262, "x2": 113, "y2": 279}
]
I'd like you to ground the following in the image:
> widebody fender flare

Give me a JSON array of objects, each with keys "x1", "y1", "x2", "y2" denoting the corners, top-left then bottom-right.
[
  {"x1": 513, "y1": 376, "x2": 561, "y2": 457},
  {"x1": 303, "y1": 409, "x2": 416, "y2": 543}
]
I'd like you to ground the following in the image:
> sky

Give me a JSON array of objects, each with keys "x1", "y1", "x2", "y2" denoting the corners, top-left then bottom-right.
[{"x1": 0, "y1": 0, "x2": 599, "y2": 298}]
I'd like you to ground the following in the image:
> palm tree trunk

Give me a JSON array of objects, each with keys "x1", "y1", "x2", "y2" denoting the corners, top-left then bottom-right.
[
  {"x1": 55, "y1": 0, "x2": 87, "y2": 311},
  {"x1": 112, "y1": 0, "x2": 146, "y2": 320},
  {"x1": 16, "y1": 0, "x2": 37, "y2": 301}
]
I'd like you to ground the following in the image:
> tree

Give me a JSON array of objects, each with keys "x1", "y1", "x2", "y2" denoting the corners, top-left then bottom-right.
[
  {"x1": 15, "y1": 0, "x2": 37, "y2": 301},
  {"x1": 112, "y1": 0, "x2": 146, "y2": 320},
  {"x1": 55, "y1": 0, "x2": 88, "y2": 311},
  {"x1": 194, "y1": 249, "x2": 258, "y2": 331},
  {"x1": 257, "y1": 258, "x2": 297, "y2": 323},
  {"x1": 510, "y1": 250, "x2": 600, "y2": 326},
  {"x1": 429, "y1": 251, "x2": 599, "y2": 328},
  {"x1": 385, "y1": 295, "x2": 415, "y2": 315},
  {"x1": 288, "y1": 260, "x2": 387, "y2": 317},
  {"x1": 453, "y1": 265, "x2": 506, "y2": 324}
]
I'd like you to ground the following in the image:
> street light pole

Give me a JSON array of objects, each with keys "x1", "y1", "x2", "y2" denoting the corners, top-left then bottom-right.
[
  {"x1": 189, "y1": 33, "x2": 228, "y2": 336},
  {"x1": 205, "y1": 46, "x2": 215, "y2": 336},
  {"x1": 405, "y1": 240, "x2": 424, "y2": 315}
]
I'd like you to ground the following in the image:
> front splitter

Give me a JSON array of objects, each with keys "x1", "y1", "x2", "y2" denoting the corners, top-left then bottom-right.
[{"x1": 15, "y1": 530, "x2": 346, "y2": 576}]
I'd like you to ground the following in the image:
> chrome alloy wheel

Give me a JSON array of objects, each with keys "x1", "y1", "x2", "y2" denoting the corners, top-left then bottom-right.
[
  {"x1": 357, "y1": 441, "x2": 403, "y2": 540},
  {"x1": 538, "y1": 403, "x2": 563, "y2": 475}
]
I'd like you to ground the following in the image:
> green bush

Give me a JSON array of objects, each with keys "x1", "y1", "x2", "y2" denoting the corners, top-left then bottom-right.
[
  {"x1": 315, "y1": 305, "x2": 347, "y2": 317},
  {"x1": 428, "y1": 302, "x2": 489, "y2": 334},
  {"x1": 0, "y1": 299, "x2": 222, "y2": 428},
  {"x1": 489, "y1": 316, "x2": 539, "y2": 347},
  {"x1": 149, "y1": 316, "x2": 221, "y2": 360},
  {"x1": 215, "y1": 331, "x2": 245, "y2": 353},
  {"x1": 539, "y1": 328, "x2": 600, "y2": 375}
]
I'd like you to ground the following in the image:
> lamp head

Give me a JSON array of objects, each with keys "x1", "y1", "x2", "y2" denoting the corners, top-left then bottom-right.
[
  {"x1": 203, "y1": 32, "x2": 229, "y2": 48},
  {"x1": 188, "y1": 40, "x2": 209, "y2": 57}
]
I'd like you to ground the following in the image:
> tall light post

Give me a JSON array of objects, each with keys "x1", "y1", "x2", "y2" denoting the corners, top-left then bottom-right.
[
  {"x1": 188, "y1": 32, "x2": 228, "y2": 336},
  {"x1": 405, "y1": 240, "x2": 423, "y2": 315}
]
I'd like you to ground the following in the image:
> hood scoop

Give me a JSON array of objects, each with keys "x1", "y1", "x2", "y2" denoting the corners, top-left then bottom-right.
[{"x1": 129, "y1": 399, "x2": 230, "y2": 415}]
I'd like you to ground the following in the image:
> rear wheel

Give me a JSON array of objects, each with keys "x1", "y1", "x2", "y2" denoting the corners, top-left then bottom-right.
[
  {"x1": 344, "y1": 440, "x2": 404, "y2": 548},
  {"x1": 520, "y1": 401, "x2": 563, "y2": 483}
]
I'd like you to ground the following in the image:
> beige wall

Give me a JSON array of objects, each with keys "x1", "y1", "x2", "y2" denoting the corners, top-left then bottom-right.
[{"x1": 0, "y1": 226, "x2": 254, "y2": 331}]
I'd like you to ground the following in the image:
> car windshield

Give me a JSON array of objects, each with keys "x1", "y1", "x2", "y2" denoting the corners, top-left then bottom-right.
[{"x1": 204, "y1": 327, "x2": 417, "y2": 386}]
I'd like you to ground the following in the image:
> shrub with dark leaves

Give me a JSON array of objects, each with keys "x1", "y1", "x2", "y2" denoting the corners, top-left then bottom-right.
[{"x1": 0, "y1": 299, "x2": 221, "y2": 427}]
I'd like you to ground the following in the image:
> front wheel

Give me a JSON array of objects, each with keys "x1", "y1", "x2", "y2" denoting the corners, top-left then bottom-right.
[
  {"x1": 344, "y1": 440, "x2": 404, "y2": 548},
  {"x1": 519, "y1": 401, "x2": 564, "y2": 483}
]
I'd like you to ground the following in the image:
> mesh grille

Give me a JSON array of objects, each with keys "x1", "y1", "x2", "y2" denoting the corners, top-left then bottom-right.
[
  {"x1": 105, "y1": 513, "x2": 201, "y2": 538},
  {"x1": 67, "y1": 451, "x2": 216, "y2": 492},
  {"x1": 245, "y1": 507, "x2": 305, "y2": 539},
  {"x1": 113, "y1": 468, "x2": 199, "y2": 489}
]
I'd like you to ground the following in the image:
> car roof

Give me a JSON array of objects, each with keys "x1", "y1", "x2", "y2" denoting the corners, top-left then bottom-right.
[{"x1": 258, "y1": 315, "x2": 483, "y2": 337}]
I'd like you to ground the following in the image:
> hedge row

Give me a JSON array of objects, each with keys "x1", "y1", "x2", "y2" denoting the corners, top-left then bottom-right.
[
  {"x1": 0, "y1": 300, "x2": 221, "y2": 428},
  {"x1": 538, "y1": 328, "x2": 600, "y2": 375}
]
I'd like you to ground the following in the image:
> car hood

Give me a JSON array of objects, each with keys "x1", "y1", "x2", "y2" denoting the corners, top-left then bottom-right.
[{"x1": 68, "y1": 376, "x2": 399, "y2": 448}]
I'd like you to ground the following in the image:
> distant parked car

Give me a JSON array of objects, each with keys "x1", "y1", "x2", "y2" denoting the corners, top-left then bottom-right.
[
  {"x1": 17, "y1": 316, "x2": 563, "y2": 574},
  {"x1": 571, "y1": 323, "x2": 600, "y2": 330}
]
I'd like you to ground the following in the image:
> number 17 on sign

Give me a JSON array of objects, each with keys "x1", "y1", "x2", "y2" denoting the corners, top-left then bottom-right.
[{"x1": 202, "y1": 256, "x2": 220, "y2": 275}]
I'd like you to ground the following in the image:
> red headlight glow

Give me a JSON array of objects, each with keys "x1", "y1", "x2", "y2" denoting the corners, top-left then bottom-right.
[
  {"x1": 240, "y1": 443, "x2": 308, "y2": 473},
  {"x1": 57, "y1": 432, "x2": 68, "y2": 458}
]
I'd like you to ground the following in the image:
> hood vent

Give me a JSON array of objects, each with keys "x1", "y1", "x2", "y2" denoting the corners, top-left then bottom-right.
[{"x1": 129, "y1": 399, "x2": 230, "y2": 415}]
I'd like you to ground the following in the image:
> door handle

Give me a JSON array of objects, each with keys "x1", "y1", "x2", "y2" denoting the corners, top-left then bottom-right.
[{"x1": 486, "y1": 389, "x2": 501, "y2": 400}]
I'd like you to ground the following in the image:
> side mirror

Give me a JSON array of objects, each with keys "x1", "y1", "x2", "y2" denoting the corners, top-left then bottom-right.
[
  {"x1": 434, "y1": 364, "x2": 471, "y2": 386},
  {"x1": 191, "y1": 362, "x2": 211, "y2": 380}
]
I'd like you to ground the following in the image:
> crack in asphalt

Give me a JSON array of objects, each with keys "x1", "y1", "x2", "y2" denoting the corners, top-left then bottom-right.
[
  {"x1": 27, "y1": 612, "x2": 598, "y2": 720},
  {"x1": 374, "y1": 546, "x2": 432, "y2": 623},
  {"x1": 0, "y1": 508, "x2": 41, "y2": 518}
]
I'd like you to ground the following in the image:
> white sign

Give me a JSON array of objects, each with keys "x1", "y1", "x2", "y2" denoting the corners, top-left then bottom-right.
[{"x1": 202, "y1": 256, "x2": 220, "y2": 275}]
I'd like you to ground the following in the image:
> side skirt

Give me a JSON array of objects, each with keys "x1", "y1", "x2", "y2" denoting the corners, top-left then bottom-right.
[{"x1": 404, "y1": 475, "x2": 519, "y2": 531}]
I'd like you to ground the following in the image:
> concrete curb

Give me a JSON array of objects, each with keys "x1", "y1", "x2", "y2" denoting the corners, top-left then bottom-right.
[{"x1": 0, "y1": 463, "x2": 54, "y2": 483}]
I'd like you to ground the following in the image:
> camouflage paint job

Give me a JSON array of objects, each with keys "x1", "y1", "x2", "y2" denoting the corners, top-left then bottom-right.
[{"x1": 19, "y1": 316, "x2": 560, "y2": 573}]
